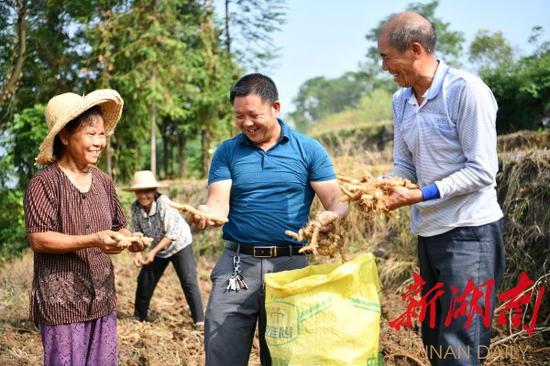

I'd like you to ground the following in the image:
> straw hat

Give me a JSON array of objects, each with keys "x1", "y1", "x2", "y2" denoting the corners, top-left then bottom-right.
[
  {"x1": 35, "y1": 89, "x2": 124, "y2": 165},
  {"x1": 123, "y1": 170, "x2": 166, "y2": 191}
]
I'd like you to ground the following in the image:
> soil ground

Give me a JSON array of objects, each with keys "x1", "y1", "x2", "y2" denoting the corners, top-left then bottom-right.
[{"x1": 1, "y1": 250, "x2": 548, "y2": 365}]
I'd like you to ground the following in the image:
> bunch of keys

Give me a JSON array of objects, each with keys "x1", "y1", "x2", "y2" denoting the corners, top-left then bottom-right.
[{"x1": 226, "y1": 255, "x2": 248, "y2": 292}]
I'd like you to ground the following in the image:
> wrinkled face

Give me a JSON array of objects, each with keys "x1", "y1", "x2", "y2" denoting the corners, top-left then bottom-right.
[
  {"x1": 233, "y1": 94, "x2": 281, "y2": 148},
  {"x1": 60, "y1": 115, "x2": 106, "y2": 166},
  {"x1": 377, "y1": 34, "x2": 417, "y2": 88},
  {"x1": 135, "y1": 189, "x2": 156, "y2": 210}
]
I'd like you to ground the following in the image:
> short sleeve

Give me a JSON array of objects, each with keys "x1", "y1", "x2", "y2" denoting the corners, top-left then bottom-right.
[
  {"x1": 308, "y1": 139, "x2": 336, "y2": 181},
  {"x1": 156, "y1": 196, "x2": 187, "y2": 241},
  {"x1": 24, "y1": 175, "x2": 59, "y2": 233},
  {"x1": 208, "y1": 141, "x2": 232, "y2": 184}
]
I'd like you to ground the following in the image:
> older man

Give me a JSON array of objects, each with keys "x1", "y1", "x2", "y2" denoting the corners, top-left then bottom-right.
[
  {"x1": 192, "y1": 73, "x2": 348, "y2": 366},
  {"x1": 378, "y1": 12, "x2": 505, "y2": 366}
]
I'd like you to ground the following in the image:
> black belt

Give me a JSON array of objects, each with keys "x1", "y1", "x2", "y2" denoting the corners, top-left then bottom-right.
[{"x1": 225, "y1": 242, "x2": 304, "y2": 257}]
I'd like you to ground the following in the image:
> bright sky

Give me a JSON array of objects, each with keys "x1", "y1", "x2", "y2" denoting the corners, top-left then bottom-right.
[{"x1": 217, "y1": 0, "x2": 549, "y2": 116}]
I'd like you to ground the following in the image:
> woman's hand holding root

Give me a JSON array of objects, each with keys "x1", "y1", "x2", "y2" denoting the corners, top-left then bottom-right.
[{"x1": 95, "y1": 231, "x2": 153, "y2": 254}]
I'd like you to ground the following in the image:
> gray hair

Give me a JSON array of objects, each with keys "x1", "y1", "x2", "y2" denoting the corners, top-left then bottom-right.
[{"x1": 385, "y1": 13, "x2": 437, "y2": 54}]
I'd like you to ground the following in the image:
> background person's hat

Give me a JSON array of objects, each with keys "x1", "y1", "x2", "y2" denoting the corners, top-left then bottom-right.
[
  {"x1": 35, "y1": 89, "x2": 124, "y2": 165},
  {"x1": 123, "y1": 170, "x2": 166, "y2": 191}
]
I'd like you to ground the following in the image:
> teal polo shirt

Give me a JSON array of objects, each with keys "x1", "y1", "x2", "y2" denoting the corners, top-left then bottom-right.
[{"x1": 208, "y1": 119, "x2": 336, "y2": 246}]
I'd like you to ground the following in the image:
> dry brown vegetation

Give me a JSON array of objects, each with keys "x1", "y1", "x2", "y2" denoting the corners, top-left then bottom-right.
[{"x1": 0, "y1": 131, "x2": 549, "y2": 365}]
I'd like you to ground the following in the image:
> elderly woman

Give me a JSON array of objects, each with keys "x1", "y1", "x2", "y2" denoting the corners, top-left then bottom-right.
[
  {"x1": 24, "y1": 89, "x2": 146, "y2": 366},
  {"x1": 124, "y1": 170, "x2": 205, "y2": 327}
]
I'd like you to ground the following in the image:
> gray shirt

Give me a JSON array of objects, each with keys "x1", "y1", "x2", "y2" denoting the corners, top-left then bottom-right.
[
  {"x1": 390, "y1": 61, "x2": 503, "y2": 236},
  {"x1": 131, "y1": 194, "x2": 192, "y2": 257}
]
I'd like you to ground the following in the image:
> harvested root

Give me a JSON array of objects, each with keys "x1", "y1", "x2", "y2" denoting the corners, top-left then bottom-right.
[
  {"x1": 169, "y1": 201, "x2": 228, "y2": 224},
  {"x1": 111, "y1": 233, "x2": 153, "y2": 249},
  {"x1": 338, "y1": 173, "x2": 418, "y2": 217},
  {"x1": 285, "y1": 212, "x2": 350, "y2": 261}
]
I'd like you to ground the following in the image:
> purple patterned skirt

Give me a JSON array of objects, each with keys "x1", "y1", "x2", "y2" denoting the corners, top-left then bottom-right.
[{"x1": 40, "y1": 311, "x2": 118, "y2": 366}]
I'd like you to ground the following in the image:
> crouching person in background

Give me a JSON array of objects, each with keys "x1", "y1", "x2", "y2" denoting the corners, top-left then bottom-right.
[{"x1": 124, "y1": 170, "x2": 205, "y2": 328}]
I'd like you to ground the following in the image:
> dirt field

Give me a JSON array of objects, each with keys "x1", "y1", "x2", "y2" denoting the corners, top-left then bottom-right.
[{"x1": 1, "y1": 247, "x2": 548, "y2": 365}]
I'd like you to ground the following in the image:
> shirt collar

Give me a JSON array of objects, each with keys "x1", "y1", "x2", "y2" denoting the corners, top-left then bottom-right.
[
  {"x1": 402, "y1": 60, "x2": 450, "y2": 103},
  {"x1": 424, "y1": 60, "x2": 449, "y2": 101},
  {"x1": 54, "y1": 164, "x2": 100, "y2": 196},
  {"x1": 239, "y1": 118, "x2": 291, "y2": 146},
  {"x1": 140, "y1": 200, "x2": 157, "y2": 218}
]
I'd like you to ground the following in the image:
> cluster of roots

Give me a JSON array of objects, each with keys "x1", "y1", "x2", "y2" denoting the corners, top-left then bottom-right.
[
  {"x1": 285, "y1": 212, "x2": 350, "y2": 260},
  {"x1": 284, "y1": 173, "x2": 419, "y2": 261},
  {"x1": 338, "y1": 173, "x2": 418, "y2": 218},
  {"x1": 170, "y1": 174, "x2": 418, "y2": 261}
]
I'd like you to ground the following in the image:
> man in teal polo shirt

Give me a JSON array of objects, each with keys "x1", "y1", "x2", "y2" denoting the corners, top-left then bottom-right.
[{"x1": 192, "y1": 73, "x2": 348, "y2": 366}]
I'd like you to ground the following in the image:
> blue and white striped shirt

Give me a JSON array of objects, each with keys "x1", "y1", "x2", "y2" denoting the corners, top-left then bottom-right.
[{"x1": 390, "y1": 60, "x2": 503, "y2": 237}]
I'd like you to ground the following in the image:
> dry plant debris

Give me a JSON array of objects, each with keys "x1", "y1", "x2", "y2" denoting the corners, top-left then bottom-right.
[
  {"x1": 285, "y1": 212, "x2": 350, "y2": 260},
  {"x1": 338, "y1": 173, "x2": 418, "y2": 217},
  {"x1": 169, "y1": 201, "x2": 228, "y2": 225}
]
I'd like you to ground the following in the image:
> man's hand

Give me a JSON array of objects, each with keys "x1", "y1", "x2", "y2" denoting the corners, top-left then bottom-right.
[
  {"x1": 316, "y1": 211, "x2": 339, "y2": 233},
  {"x1": 386, "y1": 186, "x2": 423, "y2": 210},
  {"x1": 94, "y1": 230, "x2": 125, "y2": 254},
  {"x1": 191, "y1": 204, "x2": 226, "y2": 229}
]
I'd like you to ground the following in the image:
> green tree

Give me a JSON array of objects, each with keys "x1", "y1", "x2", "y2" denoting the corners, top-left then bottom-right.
[
  {"x1": 527, "y1": 25, "x2": 550, "y2": 56},
  {"x1": 288, "y1": 72, "x2": 373, "y2": 132},
  {"x1": 1, "y1": 104, "x2": 47, "y2": 189},
  {"x1": 469, "y1": 29, "x2": 514, "y2": 71},
  {"x1": 481, "y1": 48, "x2": 549, "y2": 132},
  {"x1": 0, "y1": 0, "x2": 244, "y2": 261},
  {"x1": 102, "y1": 0, "x2": 198, "y2": 179},
  {"x1": 191, "y1": 11, "x2": 235, "y2": 176},
  {"x1": 222, "y1": 0, "x2": 286, "y2": 71},
  {"x1": 87, "y1": 0, "x2": 238, "y2": 180},
  {"x1": 0, "y1": 0, "x2": 107, "y2": 131},
  {"x1": 0, "y1": 0, "x2": 28, "y2": 127},
  {"x1": 0, "y1": 188, "x2": 26, "y2": 262}
]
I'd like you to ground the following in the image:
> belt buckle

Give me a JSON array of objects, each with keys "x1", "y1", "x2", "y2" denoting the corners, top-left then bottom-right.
[{"x1": 253, "y1": 246, "x2": 276, "y2": 258}]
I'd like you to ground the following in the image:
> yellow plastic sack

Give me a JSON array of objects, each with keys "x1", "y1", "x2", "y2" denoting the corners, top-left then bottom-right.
[{"x1": 265, "y1": 253, "x2": 381, "y2": 366}]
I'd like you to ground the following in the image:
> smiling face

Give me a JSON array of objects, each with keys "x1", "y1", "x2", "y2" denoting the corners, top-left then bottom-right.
[
  {"x1": 60, "y1": 115, "x2": 106, "y2": 167},
  {"x1": 377, "y1": 33, "x2": 418, "y2": 88},
  {"x1": 135, "y1": 189, "x2": 156, "y2": 211},
  {"x1": 233, "y1": 94, "x2": 281, "y2": 149}
]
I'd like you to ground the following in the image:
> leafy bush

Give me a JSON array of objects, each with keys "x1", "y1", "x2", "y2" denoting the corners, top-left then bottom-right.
[
  {"x1": 482, "y1": 50, "x2": 549, "y2": 133},
  {"x1": 0, "y1": 189, "x2": 27, "y2": 262},
  {"x1": 2, "y1": 105, "x2": 48, "y2": 189}
]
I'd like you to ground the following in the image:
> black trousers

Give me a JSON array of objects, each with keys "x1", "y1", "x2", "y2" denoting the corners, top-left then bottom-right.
[{"x1": 134, "y1": 245, "x2": 205, "y2": 323}]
